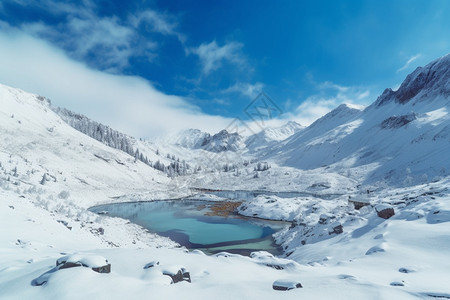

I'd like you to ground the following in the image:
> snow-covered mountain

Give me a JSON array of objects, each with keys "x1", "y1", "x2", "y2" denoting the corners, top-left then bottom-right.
[
  {"x1": 0, "y1": 83, "x2": 179, "y2": 207},
  {"x1": 267, "y1": 54, "x2": 450, "y2": 186},
  {"x1": 166, "y1": 128, "x2": 246, "y2": 152},
  {"x1": 375, "y1": 53, "x2": 450, "y2": 106},
  {"x1": 168, "y1": 121, "x2": 303, "y2": 156},
  {"x1": 246, "y1": 121, "x2": 304, "y2": 152},
  {"x1": 166, "y1": 128, "x2": 210, "y2": 149},
  {"x1": 200, "y1": 129, "x2": 245, "y2": 152}
]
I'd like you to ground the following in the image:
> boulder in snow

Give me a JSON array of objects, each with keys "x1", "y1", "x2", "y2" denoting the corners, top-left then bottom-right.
[
  {"x1": 56, "y1": 254, "x2": 111, "y2": 273},
  {"x1": 328, "y1": 223, "x2": 343, "y2": 235},
  {"x1": 375, "y1": 204, "x2": 395, "y2": 219},
  {"x1": 162, "y1": 266, "x2": 191, "y2": 283},
  {"x1": 143, "y1": 261, "x2": 159, "y2": 269},
  {"x1": 365, "y1": 245, "x2": 386, "y2": 255},
  {"x1": 32, "y1": 255, "x2": 110, "y2": 286},
  {"x1": 272, "y1": 280, "x2": 303, "y2": 291},
  {"x1": 390, "y1": 281, "x2": 405, "y2": 286}
]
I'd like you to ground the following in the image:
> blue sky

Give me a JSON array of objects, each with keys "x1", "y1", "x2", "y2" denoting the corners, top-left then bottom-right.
[{"x1": 0, "y1": 0, "x2": 449, "y2": 137}]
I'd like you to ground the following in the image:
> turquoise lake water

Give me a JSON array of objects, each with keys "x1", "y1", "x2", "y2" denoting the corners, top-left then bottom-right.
[{"x1": 89, "y1": 200, "x2": 287, "y2": 255}]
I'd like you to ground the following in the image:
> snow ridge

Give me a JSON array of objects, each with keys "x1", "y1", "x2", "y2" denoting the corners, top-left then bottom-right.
[{"x1": 375, "y1": 53, "x2": 450, "y2": 106}]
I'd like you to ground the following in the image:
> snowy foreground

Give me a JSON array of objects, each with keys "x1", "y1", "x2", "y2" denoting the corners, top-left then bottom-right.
[{"x1": 1, "y1": 176, "x2": 450, "y2": 299}]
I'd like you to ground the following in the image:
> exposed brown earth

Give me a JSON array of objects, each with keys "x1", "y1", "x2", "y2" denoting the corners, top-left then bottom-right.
[{"x1": 204, "y1": 201, "x2": 242, "y2": 217}]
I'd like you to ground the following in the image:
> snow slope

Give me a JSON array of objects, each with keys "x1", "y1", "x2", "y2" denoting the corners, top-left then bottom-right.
[
  {"x1": 267, "y1": 54, "x2": 450, "y2": 186},
  {"x1": 0, "y1": 83, "x2": 184, "y2": 207},
  {"x1": 246, "y1": 121, "x2": 304, "y2": 153}
]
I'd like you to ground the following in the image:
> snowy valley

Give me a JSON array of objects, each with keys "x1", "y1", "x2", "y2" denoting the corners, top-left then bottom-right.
[{"x1": 1, "y1": 54, "x2": 450, "y2": 299}]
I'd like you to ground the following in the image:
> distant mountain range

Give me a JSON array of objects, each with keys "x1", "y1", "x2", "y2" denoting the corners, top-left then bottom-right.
[{"x1": 1, "y1": 54, "x2": 449, "y2": 188}]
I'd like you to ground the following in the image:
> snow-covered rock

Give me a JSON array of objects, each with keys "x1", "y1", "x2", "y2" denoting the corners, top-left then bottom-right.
[
  {"x1": 375, "y1": 204, "x2": 395, "y2": 219},
  {"x1": 272, "y1": 279, "x2": 303, "y2": 291}
]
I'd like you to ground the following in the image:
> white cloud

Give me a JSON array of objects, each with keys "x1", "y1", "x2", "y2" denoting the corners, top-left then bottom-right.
[
  {"x1": 23, "y1": 16, "x2": 142, "y2": 71},
  {"x1": 188, "y1": 41, "x2": 245, "y2": 75},
  {"x1": 291, "y1": 98, "x2": 342, "y2": 126},
  {"x1": 129, "y1": 10, "x2": 185, "y2": 42},
  {"x1": 287, "y1": 81, "x2": 371, "y2": 126},
  {"x1": 222, "y1": 82, "x2": 264, "y2": 99},
  {"x1": 317, "y1": 81, "x2": 349, "y2": 92},
  {"x1": 0, "y1": 29, "x2": 231, "y2": 138},
  {"x1": 3, "y1": 1, "x2": 182, "y2": 72},
  {"x1": 397, "y1": 54, "x2": 422, "y2": 73},
  {"x1": 4, "y1": 0, "x2": 94, "y2": 18}
]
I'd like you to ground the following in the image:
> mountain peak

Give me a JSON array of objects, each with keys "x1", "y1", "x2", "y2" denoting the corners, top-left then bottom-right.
[
  {"x1": 309, "y1": 102, "x2": 363, "y2": 129},
  {"x1": 376, "y1": 53, "x2": 450, "y2": 106}
]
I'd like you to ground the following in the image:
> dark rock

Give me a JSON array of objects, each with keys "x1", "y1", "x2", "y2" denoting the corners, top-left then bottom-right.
[
  {"x1": 349, "y1": 198, "x2": 370, "y2": 210},
  {"x1": 289, "y1": 220, "x2": 298, "y2": 229},
  {"x1": 375, "y1": 54, "x2": 450, "y2": 106},
  {"x1": 329, "y1": 224, "x2": 343, "y2": 235},
  {"x1": 319, "y1": 213, "x2": 335, "y2": 224},
  {"x1": 376, "y1": 206, "x2": 395, "y2": 219},
  {"x1": 381, "y1": 113, "x2": 417, "y2": 129},
  {"x1": 390, "y1": 281, "x2": 405, "y2": 286},
  {"x1": 143, "y1": 261, "x2": 159, "y2": 269},
  {"x1": 90, "y1": 227, "x2": 104, "y2": 235},
  {"x1": 399, "y1": 267, "x2": 416, "y2": 273},
  {"x1": 273, "y1": 280, "x2": 303, "y2": 291},
  {"x1": 266, "y1": 264, "x2": 284, "y2": 270},
  {"x1": 163, "y1": 268, "x2": 191, "y2": 284},
  {"x1": 33, "y1": 255, "x2": 111, "y2": 286},
  {"x1": 92, "y1": 264, "x2": 111, "y2": 273}
]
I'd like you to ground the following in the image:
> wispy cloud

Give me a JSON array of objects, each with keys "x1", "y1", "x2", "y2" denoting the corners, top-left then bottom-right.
[
  {"x1": 317, "y1": 81, "x2": 349, "y2": 92},
  {"x1": 222, "y1": 82, "x2": 264, "y2": 99},
  {"x1": 1, "y1": 0, "x2": 183, "y2": 72},
  {"x1": 128, "y1": 10, "x2": 186, "y2": 42},
  {"x1": 23, "y1": 17, "x2": 142, "y2": 72},
  {"x1": 3, "y1": 0, "x2": 95, "y2": 19},
  {"x1": 187, "y1": 40, "x2": 245, "y2": 75},
  {"x1": 287, "y1": 80, "x2": 370, "y2": 126},
  {"x1": 397, "y1": 54, "x2": 422, "y2": 73}
]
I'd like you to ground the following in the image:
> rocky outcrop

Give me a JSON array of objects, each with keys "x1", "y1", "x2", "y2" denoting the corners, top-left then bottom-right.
[
  {"x1": 201, "y1": 129, "x2": 245, "y2": 152},
  {"x1": 162, "y1": 267, "x2": 191, "y2": 284},
  {"x1": 329, "y1": 224, "x2": 343, "y2": 235},
  {"x1": 381, "y1": 113, "x2": 417, "y2": 129},
  {"x1": 143, "y1": 261, "x2": 159, "y2": 269},
  {"x1": 375, "y1": 54, "x2": 450, "y2": 106},
  {"x1": 272, "y1": 280, "x2": 303, "y2": 291},
  {"x1": 375, "y1": 204, "x2": 395, "y2": 219}
]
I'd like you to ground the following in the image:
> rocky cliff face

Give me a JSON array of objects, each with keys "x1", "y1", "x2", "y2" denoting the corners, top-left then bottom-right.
[
  {"x1": 376, "y1": 54, "x2": 450, "y2": 106},
  {"x1": 201, "y1": 129, "x2": 245, "y2": 152}
]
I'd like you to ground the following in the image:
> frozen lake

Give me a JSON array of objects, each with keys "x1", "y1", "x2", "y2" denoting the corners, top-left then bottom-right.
[{"x1": 89, "y1": 200, "x2": 288, "y2": 255}]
